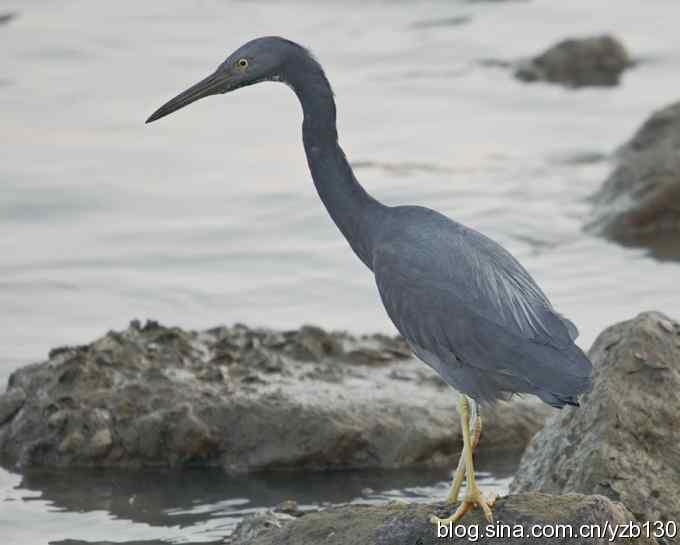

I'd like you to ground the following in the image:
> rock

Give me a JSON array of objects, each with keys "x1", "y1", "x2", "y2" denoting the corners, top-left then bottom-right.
[
  {"x1": 409, "y1": 15, "x2": 471, "y2": 30},
  {"x1": 53, "y1": 541, "x2": 177, "y2": 545},
  {"x1": 588, "y1": 101, "x2": 680, "y2": 255},
  {"x1": 274, "y1": 499, "x2": 305, "y2": 517},
  {"x1": 231, "y1": 493, "x2": 655, "y2": 545},
  {"x1": 0, "y1": 12, "x2": 17, "y2": 25},
  {"x1": 283, "y1": 325, "x2": 343, "y2": 362},
  {"x1": 0, "y1": 321, "x2": 549, "y2": 471},
  {"x1": 511, "y1": 312, "x2": 680, "y2": 531},
  {"x1": 58, "y1": 431, "x2": 85, "y2": 454},
  {"x1": 0, "y1": 387, "x2": 25, "y2": 425},
  {"x1": 54, "y1": 540, "x2": 218, "y2": 545},
  {"x1": 515, "y1": 35, "x2": 632, "y2": 88},
  {"x1": 87, "y1": 428, "x2": 113, "y2": 458},
  {"x1": 228, "y1": 510, "x2": 296, "y2": 544}
]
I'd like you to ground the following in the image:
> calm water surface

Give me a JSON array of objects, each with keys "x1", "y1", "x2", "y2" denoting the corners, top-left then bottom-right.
[
  {"x1": 1, "y1": 454, "x2": 518, "y2": 544},
  {"x1": 2, "y1": 0, "x2": 680, "y2": 543}
]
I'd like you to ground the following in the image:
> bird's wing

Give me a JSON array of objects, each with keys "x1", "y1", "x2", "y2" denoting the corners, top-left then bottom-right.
[
  {"x1": 374, "y1": 220, "x2": 576, "y2": 348},
  {"x1": 448, "y1": 227, "x2": 580, "y2": 346},
  {"x1": 372, "y1": 211, "x2": 588, "y2": 401}
]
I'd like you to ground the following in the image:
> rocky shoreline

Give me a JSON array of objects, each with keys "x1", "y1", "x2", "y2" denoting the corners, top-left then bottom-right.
[
  {"x1": 0, "y1": 321, "x2": 548, "y2": 472},
  {"x1": 228, "y1": 493, "x2": 656, "y2": 545},
  {"x1": 3, "y1": 311, "x2": 679, "y2": 544},
  {"x1": 511, "y1": 311, "x2": 680, "y2": 532},
  {"x1": 223, "y1": 311, "x2": 680, "y2": 545}
]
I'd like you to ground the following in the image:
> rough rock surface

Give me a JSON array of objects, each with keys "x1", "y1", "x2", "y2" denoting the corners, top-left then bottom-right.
[
  {"x1": 511, "y1": 311, "x2": 680, "y2": 533},
  {"x1": 230, "y1": 493, "x2": 655, "y2": 545},
  {"x1": 515, "y1": 35, "x2": 631, "y2": 88},
  {"x1": 589, "y1": 102, "x2": 680, "y2": 255},
  {"x1": 0, "y1": 321, "x2": 549, "y2": 471},
  {"x1": 53, "y1": 541, "x2": 217, "y2": 545}
]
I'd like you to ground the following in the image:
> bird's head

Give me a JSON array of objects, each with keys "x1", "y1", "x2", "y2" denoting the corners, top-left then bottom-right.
[{"x1": 146, "y1": 36, "x2": 316, "y2": 123}]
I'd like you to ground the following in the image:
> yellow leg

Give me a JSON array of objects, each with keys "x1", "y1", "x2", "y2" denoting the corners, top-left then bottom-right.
[
  {"x1": 446, "y1": 414, "x2": 482, "y2": 504},
  {"x1": 431, "y1": 396, "x2": 496, "y2": 524}
]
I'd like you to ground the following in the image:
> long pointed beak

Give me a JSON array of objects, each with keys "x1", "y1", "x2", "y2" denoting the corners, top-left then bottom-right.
[{"x1": 146, "y1": 70, "x2": 227, "y2": 123}]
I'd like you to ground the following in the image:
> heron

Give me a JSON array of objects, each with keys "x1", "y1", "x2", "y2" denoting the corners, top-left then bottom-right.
[{"x1": 146, "y1": 36, "x2": 592, "y2": 524}]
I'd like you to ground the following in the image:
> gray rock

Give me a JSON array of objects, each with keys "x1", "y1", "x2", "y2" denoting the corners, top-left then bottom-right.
[
  {"x1": 228, "y1": 510, "x2": 296, "y2": 544},
  {"x1": 515, "y1": 35, "x2": 631, "y2": 88},
  {"x1": 0, "y1": 12, "x2": 17, "y2": 25},
  {"x1": 0, "y1": 321, "x2": 549, "y2": 471},
  {"x1": 53, "y1": 540, "x2": 222, "y2": 545},
  {"x1": 51, "y1": 541, "x2": 187, "y2": 545},
  {"x1": 588, "y1": 102, "x2": 680, "y2": 255},
  {"x1": 232, "y1": 493, "x2": 655, "y2": 545},
  {"x1": 511, "y1": 311, "x2": 680, "y2": 532},
  {"x1": 0, "y1": 387, "x2": 25, "y2": 425}
]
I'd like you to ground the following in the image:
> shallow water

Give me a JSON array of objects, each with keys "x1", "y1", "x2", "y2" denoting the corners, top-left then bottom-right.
[
  {"x1": 1, "y1": 452, "x2": 518, "y2": 545},
  {"x1": 2, "y1": 0, "x2": 680, "y2": 542}
]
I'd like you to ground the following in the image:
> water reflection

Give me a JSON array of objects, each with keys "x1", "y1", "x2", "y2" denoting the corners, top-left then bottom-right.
[{"x1": 3, "y1": 449, "x2": 520, "y2": 544}]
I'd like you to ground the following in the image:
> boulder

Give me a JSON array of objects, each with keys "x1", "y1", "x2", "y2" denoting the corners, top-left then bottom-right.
[
  {"x1": 588, "y1": 102, "x2": 680, "y2": 255},
  {"x1": 229, "y1": 493, "x2": 656, "y2": 545},
  {"x1": 511, "y1": 312, "x2": 680, "y2": 532},
  {"x1": 0, "y1": 320, "x2": 549, "y2": 471},
  {"x1": 515, "y1": 35, "x2": 631, "y2": 88}
]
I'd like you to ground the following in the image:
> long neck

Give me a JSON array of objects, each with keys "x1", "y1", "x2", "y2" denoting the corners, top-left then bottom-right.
[{"x1": 288, "y1": 62, "x2": 386, "y2": 269}]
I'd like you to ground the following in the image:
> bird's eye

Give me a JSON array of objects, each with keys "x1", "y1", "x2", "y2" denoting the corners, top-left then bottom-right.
[{"x1": 236, "y1": 58, "x2": 249, "y2": 70}]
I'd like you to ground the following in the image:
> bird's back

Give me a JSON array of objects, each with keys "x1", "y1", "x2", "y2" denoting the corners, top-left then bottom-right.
[{"x1": 372, "y1": 205, "x2": 592, "y2": 408}]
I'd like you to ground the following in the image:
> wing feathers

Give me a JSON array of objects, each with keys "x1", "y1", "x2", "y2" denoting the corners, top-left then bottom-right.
[{"x1": 372, "y1": 209, "x2": 591, "y2": 403}]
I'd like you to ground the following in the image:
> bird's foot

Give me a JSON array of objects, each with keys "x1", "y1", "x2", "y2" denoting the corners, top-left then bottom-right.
[{"x1": 430, "y1": 486, "x2": 497, "y2": 525}]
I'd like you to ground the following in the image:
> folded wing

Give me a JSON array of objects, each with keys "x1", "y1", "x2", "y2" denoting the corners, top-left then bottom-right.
[{"x1": 373, "y1": 210, "x2": 591, "y2": 406}]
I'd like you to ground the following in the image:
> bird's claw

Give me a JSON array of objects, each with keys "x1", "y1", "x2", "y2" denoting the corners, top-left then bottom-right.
[{"x1": 430, "y1": 489, "x2": 497, "y2": 525}]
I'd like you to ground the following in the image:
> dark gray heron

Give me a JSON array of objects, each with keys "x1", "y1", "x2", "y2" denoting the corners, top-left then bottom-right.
[{"x1": 147, "y1": 36, "x2": 592, "y2": 524}]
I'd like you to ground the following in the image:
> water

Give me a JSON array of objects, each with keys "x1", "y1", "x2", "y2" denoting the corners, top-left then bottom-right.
[
  {"x1": 2, "y1": 453, "x2": 518, "y2": 544},
  {"x1": 2, "y1": 0, "x2": 680, "y2": 542}
]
